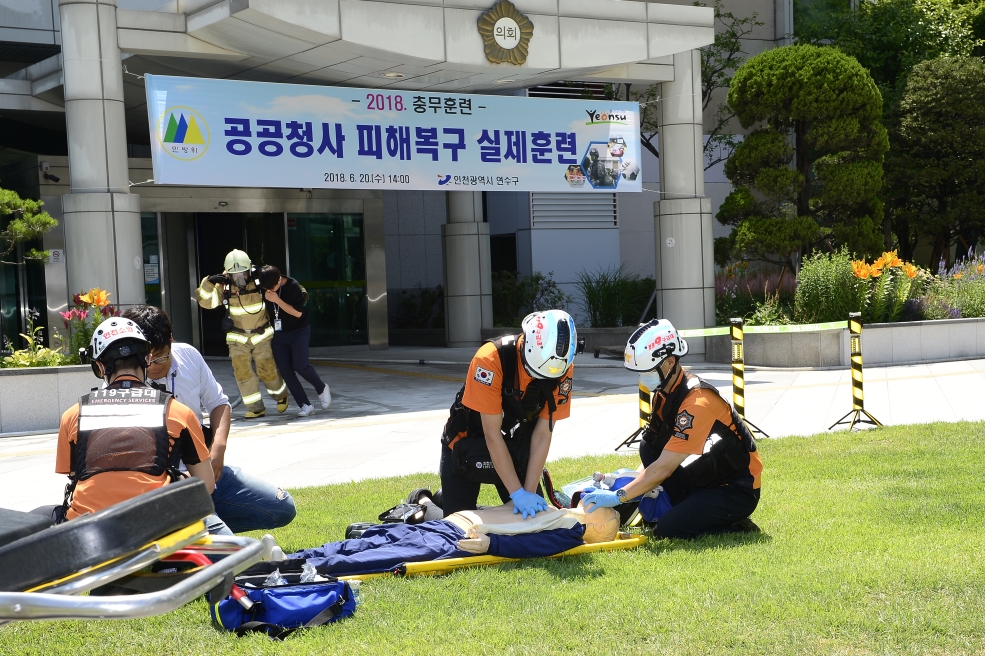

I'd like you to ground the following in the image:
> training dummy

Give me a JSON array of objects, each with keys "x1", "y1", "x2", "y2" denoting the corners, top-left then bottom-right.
[{"x1": 287, "y1": 496, "x2": 620, "y2": 577}]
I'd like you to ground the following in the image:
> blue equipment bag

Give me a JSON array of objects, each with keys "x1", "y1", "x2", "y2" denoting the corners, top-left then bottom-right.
[
  {"x1": 211, "y1": 573, "x2": 356, "y2": 640},
  {"x1": 638, "y1": 488, "x2": 673, "y2": 523}
]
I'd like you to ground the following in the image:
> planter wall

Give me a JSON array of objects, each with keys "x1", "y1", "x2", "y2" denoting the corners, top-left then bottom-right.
[
  {"x1": 707, "y1": 317, "x2": 984, "y2": 367},
  {"x1": 482, "y1": 327, "x2": 637, "y2": 356},
  {"x1": 0, "y1": 365, "x2": 96, "y2": 434}
]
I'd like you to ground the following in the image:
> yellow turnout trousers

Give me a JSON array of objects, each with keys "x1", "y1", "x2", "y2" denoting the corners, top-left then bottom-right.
[{"x1": 228, "y1": 338, "x2": 288, "y2": 412}]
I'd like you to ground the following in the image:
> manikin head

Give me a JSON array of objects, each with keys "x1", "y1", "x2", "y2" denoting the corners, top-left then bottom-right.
[{"x1": 575, "y1": 504, "x2": 621, "y2": 544}]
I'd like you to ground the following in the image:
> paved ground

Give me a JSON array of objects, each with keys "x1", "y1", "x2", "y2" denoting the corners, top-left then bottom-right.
[{"x1": 0, "y1": 349, "x2": 982, "y2": 512}]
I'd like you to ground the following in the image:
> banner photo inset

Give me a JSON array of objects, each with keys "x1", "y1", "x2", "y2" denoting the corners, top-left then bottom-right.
[{"x1": 144, "y1": 75, "x2": 642, "y2": 193}]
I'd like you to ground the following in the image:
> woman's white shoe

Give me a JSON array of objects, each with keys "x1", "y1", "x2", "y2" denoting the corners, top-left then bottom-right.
[
  {"x1": 298, "y1": 404, "x2": 315, "y2": 417},
  {"x1": 318, "y1": 386, "x2": 331, "y2": 409}
]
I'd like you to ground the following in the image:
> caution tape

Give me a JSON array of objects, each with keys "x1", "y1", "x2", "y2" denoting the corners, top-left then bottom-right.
[{"x1": 677, "y1": 320, "x2": 844, "y2": 338}]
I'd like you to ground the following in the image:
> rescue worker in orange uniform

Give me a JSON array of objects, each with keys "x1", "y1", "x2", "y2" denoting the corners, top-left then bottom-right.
[
  {"x1": 439, "y1": 310, "x2": 579, "y2": 518},
  {"x1": 53, "y1": 317, "x2": 216, "y2": 524},
  {"x1": 197, "y1": 249, "x2": 288, "y2": 419},
  {"x1": 582, "y1": 319, "x2": 763, "y2": 538}
]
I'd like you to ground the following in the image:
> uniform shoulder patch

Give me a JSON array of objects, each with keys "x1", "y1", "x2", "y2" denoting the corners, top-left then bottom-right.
[
  {"x1": 474, "y1": 366, "x2": 495, "y2": 387},
  {"x1": 673, "y1": 409, "x2": 694, "y2": 439},
  {"x1": 557, "y1": 376, "x2": 573, "y2": 404}
]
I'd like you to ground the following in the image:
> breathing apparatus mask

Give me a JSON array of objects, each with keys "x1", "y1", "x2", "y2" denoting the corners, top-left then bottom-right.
[{"x1": 229, "y1": 269, "x2": 251, "y2": 290}]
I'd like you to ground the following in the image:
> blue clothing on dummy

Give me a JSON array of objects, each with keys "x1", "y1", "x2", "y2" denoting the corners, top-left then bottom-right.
[{"x1": 290, "y1": 520, "x2": 587, "y2": 576}]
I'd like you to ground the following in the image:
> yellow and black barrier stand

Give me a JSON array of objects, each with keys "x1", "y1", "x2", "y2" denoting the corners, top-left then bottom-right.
[
  {"x1": 615, "y1": 382, "x2": 651, "y2": 451},
  {"x1": 829, "y1": 312, "x2": 883, "y2": 431},
  {"x1": 730, "y1": 318, "x2": 769, "y2": 438}
]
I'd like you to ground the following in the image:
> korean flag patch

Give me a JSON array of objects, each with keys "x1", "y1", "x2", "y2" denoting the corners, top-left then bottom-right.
[{"x1": 474, "y1": 366, "x2": 495, "y2": 387}]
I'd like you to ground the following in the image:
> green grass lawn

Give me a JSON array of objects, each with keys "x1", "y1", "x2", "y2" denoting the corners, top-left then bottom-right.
[{"x1": 2, "y1": 421, "x2": 983, "y2": 655}]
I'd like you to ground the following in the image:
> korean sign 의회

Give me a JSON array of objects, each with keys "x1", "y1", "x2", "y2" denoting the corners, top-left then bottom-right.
[{"x1": 144, "y1": 75, "x2": 642, "y2": 193}]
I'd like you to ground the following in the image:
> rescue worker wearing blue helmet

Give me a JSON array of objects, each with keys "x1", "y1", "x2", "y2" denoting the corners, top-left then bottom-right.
[{"x1": 439, "y1": 310, "x2": 578, "y2": 519}]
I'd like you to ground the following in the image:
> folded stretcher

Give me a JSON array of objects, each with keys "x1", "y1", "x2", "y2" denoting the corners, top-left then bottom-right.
[
  {"x1": 338, "y1": 532, "x2": 647, "y2": 580},
  {"x1": 0, "y1": 478, "x2": 263, "y2": 624}
]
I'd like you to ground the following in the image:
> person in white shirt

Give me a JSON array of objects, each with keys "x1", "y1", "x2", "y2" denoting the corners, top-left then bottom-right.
[{"x1": 123, "y1": 306, "x2": 297, "y2": 533}]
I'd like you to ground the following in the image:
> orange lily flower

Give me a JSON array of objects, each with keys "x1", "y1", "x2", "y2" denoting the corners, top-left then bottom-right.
[
  {"x1": 80, "y1": 287, "x2": 111, "y2": 307},
  {"x1": 953, "y1": 273, "x2": 963, "y2": 280},
  {"x1": 851, "y1": 260, "x2": 870, "y2": 279},
  {"x1": 870, "y1": 266, "x2": 883, "y2": 278},
  {"x1": 902, "y1": 263, "x2": 918, "y2": 279}
]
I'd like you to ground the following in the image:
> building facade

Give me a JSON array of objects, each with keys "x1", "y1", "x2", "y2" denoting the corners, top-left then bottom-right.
[{"x1": 0, "y1": 0, "x2": 789, "y2": 355}]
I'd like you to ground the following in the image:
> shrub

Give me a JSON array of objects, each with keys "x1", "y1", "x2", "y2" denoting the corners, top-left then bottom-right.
[
  {"x1": 849, "y1": 250, "x2": 926, "y2": 323},
  {"x1": 2, "y1": 308, "x2": 67, "y2": 368},
  {"x1": 392, "y1": 285, "x2": 444, "y2": 330},
  {"x1": 716, "y1": 263, "x2": 796, "y2": 325},
  {"x1": 916, "y1": 252, "x2": 985, "y2": 320},
  {"x1": 574, "y1": 265, "x2": 652, "y2": 327},
  {"x1": 492, "y1": 271, "x2": 572, "y2": 327},
  {"x1": 61, "y1": 288, "x2": 120, "y2": 363},
  {"x1": 794, "y1": 250, "x2": 868, "y2": 323}
]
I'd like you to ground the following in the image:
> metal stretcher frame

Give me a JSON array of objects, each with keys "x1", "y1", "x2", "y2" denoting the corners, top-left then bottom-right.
[
  {"x1": 0, "y1": 527, "x2": 263, "y2": 623},
  {"x1": 338, "y1": 532, "x2": 647, "y2": 580}
]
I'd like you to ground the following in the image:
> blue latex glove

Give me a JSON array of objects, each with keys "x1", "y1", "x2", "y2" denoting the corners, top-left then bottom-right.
[
  {"x1": 510, "y1": 488, "x2": 548, "y2": 519},
  {"x1": 580, "y1": 487, "x2": 621, "y2": 513}
]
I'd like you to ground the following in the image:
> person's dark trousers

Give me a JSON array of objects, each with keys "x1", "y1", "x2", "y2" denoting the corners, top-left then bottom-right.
[
  {"x1": 271, "y1": 324, "x2": 326, "y2": 407},
  {"x1": 439, "y1": 442, "x2": 543, "y2": 515},
  {"x1": 639, "y1": 436, "x2": 760, "y2": 539}
]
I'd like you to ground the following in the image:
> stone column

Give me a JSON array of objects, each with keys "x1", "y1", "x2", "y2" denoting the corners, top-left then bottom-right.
[
  {"x1": 59, "y1": 0, "x2": 144, "y2": 307},
  {"x1": 442, "y1": 191, "x2": 493, "y2": 347},
  {"x1": 654, "y1": 49, "x2": 715, "y2": 354}
]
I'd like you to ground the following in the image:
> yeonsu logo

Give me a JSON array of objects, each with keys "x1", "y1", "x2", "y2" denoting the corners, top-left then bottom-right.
[
  {"x1": 159, "y1": 107, "x2": 209, "y2": 161},
  {"x1": 585, "y1": 109, "x2": 629, "y2": 125}
]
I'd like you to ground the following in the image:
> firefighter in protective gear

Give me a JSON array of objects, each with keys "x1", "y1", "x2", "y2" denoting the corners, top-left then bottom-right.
[
  {"x1": 197, "y1": 249, "x2": 288, "y2": 418},
  {"x1": 581, "y1": 319, "x2": 763, "y2": 538}
]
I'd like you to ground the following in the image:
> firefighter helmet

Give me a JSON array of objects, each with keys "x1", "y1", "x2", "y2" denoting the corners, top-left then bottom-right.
[
  {"x1": 87, "y1": 318, "x2": 149, "y2": 379},
  {"x1": 520, "y1": 310, "x2": 577, "y2": 380},
  {"x1": 624, "y1": 319, "x2": 688, "y2": 372}
]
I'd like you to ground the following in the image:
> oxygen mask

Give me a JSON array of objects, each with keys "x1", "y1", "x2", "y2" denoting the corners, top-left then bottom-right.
[{"x1": 229, "y1": 271, "x2": 249, "y2": 289}]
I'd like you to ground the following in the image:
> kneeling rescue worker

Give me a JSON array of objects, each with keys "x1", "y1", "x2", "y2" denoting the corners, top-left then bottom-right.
[
  {"x1": 581, "y1": 319, "x2": 763, "y2": 538},
  {"x1": 440, "y1": 310, "x2": 579, "y2": 518},
  {"x1": 197, "y1": 249, "x2": 288, "y2": 418},
  {"x1": 54, "y1": 318, "x2": 215, "y2": 523}
]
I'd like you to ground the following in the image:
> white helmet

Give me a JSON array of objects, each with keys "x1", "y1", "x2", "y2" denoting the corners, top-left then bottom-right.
[
  {"x1": 520, "y1": 310, "x2": 577, "y2": 379},
  {"x1": 87, "y1": 317, "x2": 149, "y2": 378},
  {"x1": 624, "y1": 319, "x2": 688, "y2": 372}
]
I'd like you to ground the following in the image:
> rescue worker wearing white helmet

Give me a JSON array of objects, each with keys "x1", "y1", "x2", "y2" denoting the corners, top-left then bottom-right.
[
  {"x1": 197, "y1": 249, "x2": 289, "y2": 419},
  {"x1": 581, "y1": 319, "x2": 763, "y2": 538},
  {"x1": 438, "y1": 310, "x2": 579, "y2": 518},
  {"x1": 50, "y1": 318, "x2": 215, "y2": 524}
]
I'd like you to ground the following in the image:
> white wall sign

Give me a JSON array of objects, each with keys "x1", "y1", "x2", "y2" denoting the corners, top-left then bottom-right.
[{"x1": 145, "y1": 75, "x2": 642, "y2": 194}]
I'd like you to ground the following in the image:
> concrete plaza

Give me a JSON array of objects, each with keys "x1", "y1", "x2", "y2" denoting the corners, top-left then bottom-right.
[{"x1": 0, "y1": 349, "x2": 982, "y2": 512}]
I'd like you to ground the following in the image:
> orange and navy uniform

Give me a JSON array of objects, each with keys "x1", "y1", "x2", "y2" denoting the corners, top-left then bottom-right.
[
  {"x1": 453, "y1": 335, "x2": 573, "y2": 447},
  {"x1": 651, "y1": 369, "x2": 762, "y2": 489},
  {"x1": 55, "y1": 377, "x2": 210, "y2": 520}
]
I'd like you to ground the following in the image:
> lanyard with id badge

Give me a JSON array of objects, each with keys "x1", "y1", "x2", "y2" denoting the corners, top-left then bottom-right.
[{"x1": 273, "y1": 285, "x2": 283, "y2": 331}]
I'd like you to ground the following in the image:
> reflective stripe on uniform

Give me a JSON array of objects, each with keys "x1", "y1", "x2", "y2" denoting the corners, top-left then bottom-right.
[
  {"x1": 266, "y1": 381, "x2": 287, "y2": 396},
  {"x1": 229, "y1": 302, "x2": 265, "y2": 316},
  {"x1": 198, "y1": 286, "x2": 220, "y2": 308},
  {"x1": 241, "y1": 392, "x2": 262, "y2": 405},
  {"x1": 226, "y1": 332, "x2": 249, "y2": 344},
  {"x1": 249, "y1": 326, "x2": 274, "y2": 345}
]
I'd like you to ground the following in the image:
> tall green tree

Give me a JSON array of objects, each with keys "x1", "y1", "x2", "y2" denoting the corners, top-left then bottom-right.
[
  {"x1": 716, "y1": 45, "x2": 888, "y2": 272},
  {"x1": 796, "y1": 0, "x2": 983, "y2": 256},
  {"x1": 887, "y1": 56, "x2": 984, "y2": 270}
]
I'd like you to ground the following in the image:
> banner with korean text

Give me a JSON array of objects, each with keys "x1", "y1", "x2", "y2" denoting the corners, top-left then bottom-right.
[{"x1": 144, "y1": 75, "x2": 642, "y2": 193}]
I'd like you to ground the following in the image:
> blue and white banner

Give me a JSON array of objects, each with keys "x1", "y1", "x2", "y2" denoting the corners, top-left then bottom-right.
[{"x1": 144, "y1": 75, "x2": 641, "y2": 193}]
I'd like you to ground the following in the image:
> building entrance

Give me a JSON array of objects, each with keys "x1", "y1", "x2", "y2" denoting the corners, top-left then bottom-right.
[{"x1": 196, "y1": 213, "x2": 286, "y2": 356}]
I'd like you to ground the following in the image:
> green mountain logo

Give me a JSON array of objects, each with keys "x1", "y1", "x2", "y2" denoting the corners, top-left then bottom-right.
[{"x1": 162, "y1": 112, "x2": 206, "y2": 144}]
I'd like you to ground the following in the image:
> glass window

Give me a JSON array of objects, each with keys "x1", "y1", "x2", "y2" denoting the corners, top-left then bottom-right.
[
  {"x1": 286, "y1": 214, "x2": 367, "y2": 346},
  {"x1": 141, "y1": 213, "x2": 161, "y2": 307}
]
